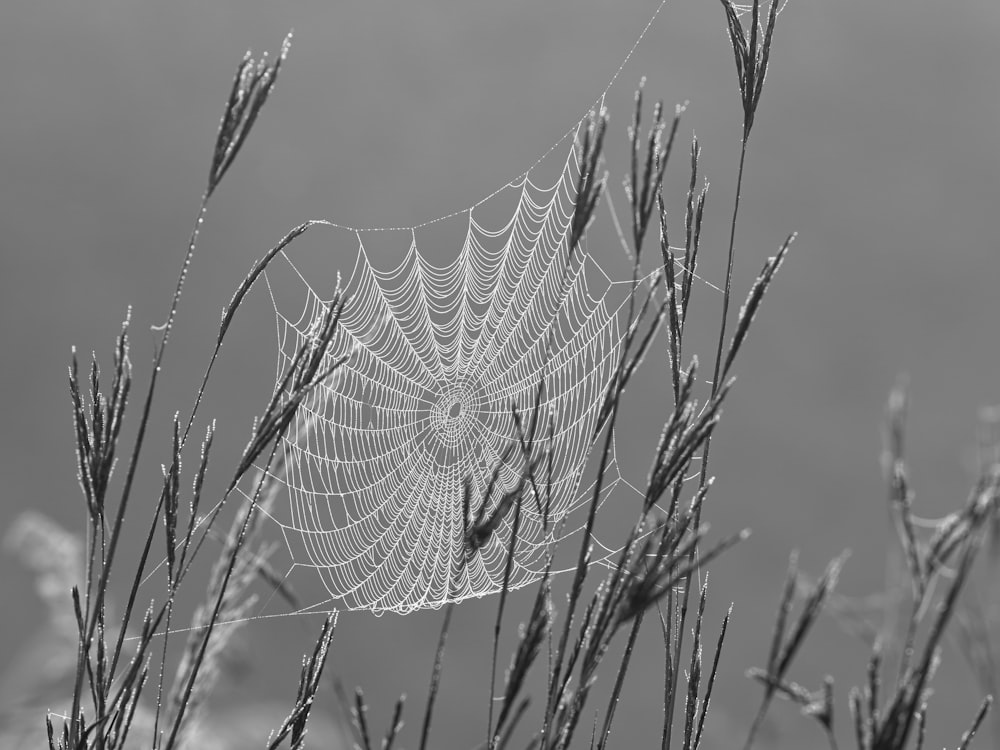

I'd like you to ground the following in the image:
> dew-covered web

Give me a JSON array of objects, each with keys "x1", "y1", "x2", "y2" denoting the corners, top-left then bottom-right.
[
  {"x1": 265, "y1": 144, "x2": 634, "y2": 614},
  {"x1": 192, "y1": 0, "x2": 788, "y2": 621},
  {"x1": 255, "y1": 110, "x2": 731, "y2": 615}
]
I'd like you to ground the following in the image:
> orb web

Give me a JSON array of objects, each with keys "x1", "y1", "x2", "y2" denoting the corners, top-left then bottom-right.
[
  {"x1": 263, "y1": 140, "x2": 663, "y2": 615},
  {"x1": 248, "y1": 0, "x2": 752, "y2": 616}
]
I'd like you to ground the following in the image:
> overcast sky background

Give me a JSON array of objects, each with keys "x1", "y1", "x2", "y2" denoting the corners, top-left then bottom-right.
[{"x1": 1, "y1": 1, "x2": 999, "y2": 747}]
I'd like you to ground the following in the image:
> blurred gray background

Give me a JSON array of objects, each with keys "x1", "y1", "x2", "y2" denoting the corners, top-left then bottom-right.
[{"x1": 1, "y1": 0, "x2": 998, "y2": 747}]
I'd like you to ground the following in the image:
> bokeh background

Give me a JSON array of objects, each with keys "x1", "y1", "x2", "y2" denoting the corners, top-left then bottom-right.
[{"x1": 1, "y1": 0, "x2": 998, "y2": 747}]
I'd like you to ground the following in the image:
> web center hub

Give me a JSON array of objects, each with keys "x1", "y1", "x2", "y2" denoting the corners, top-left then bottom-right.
[{"x1": 430, "y1": 386, "x2": 476, "y2": 447}]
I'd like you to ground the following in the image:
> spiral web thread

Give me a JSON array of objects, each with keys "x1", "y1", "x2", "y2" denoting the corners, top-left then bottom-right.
[{"x1": 264, "y1": 138, "x2": 678, "y2": 615}]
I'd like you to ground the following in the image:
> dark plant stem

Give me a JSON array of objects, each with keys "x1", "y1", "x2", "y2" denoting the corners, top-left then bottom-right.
[
  {"x1": 157, "y1": 199, "x2": 211, "y2": 351},
  {"x1": 104, "y1": 488, "x2": 168, "y2": 686},
  {"x1": 664, "y1": 548, "x2": 694, "y2": 749},
  {"x1": 665, "y1": 136, "x2": 750, "y2": 750},
  {"x1": 104, "y1": 221, "x2": 322, "y2": 687},
  {"x1": 419, "y1": 603, "x2": 455, "y2": 750},
  {"x1": 743, "y1": 698, "x2": 769, "y2": 750},
  {"x1": 543, "y1": 393, "x2": 622, "y2": 744},
  {"x1": 162, "y1": 437, "x2": 281, "y2": 750},
  {"x1": 596, "y1": 608, "x2": 645, "y2": 749},
  {"x1": 69, "y1": 196, "x2": 210, "y2": 747},
  {"x1": 704, "y1": 136, "x2": 748, "y2": 477},
  {"x1": 488, "y1": 498, "x2": 524, "y2": 749},
  {"x1": 152, "y1": 597, "x2": 176, "y2": 742},
  {"x1": 660, "y1": 593, "x2": 675, "y2": 750}
]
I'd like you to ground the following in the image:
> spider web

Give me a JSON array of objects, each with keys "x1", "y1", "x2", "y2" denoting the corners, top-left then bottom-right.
[
  {"x1": 264, "y1": 143, "x2": 648, "y2": 615},
  {"x1": 238, "y1": 0, "x2": 777, "y2": 618}
]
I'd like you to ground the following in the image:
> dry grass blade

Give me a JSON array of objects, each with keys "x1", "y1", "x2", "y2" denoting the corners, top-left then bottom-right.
[
  {"x1": 65, "y1": 315, "x2": 135, "y2": 747},
  {"x1": 537, "y1": 88, "x2": 689, "y2": 743},
  {"x1": 235, "y1": 297, "x2": 346, "y2": 487},
  {"x1": 914, "y1": 706, "x2": 927, "y2": 750},
  {"x1": 164, "y1": 294, "x2": 346, "y2": 748},
  {"x1": 68, "y1": 313, "x2": 132, "y2": 522},
  {"x1": 495, "y1": 576, "x2": 551, "y2": 742},
  {"x1": 495, "y1": 696, "x2": 531, "y2": 750},
  {"x1": 719, "y1": 0, "x2": 782, "y2": 138},
  {"x1": 680, "y1": 137, "x2": 706, "y2": 327},
  {"x1": 680, "y1": 579, "x2": 711, "y2": 750},
  {"x1": 419, "y1": 603, "x2": 455, "y2": 750},
  {"x1": 660, "y1": 239, "x2": 683, "y2": 403},
  {"x1": 486, "y1": 490, "x2": 525, "y2": 749},
  {"x1": 882, "y1": 381, "x2": 928, "y2": 602},
  {"x1": 625, "y1": 80, "x2": 678, "y2": 255},
  {"x1": 165, "y1": 495, "x2": 270, "y2": 745},
  {"x1": 209, "y1": 32, "x2": 292, "y2": 195},
  {"x1": 267, "y1": 614, "x2": 337, "y2": 750},
  {"x1": 382, "y1": 695, "x2": 406, "y2": 750},
  {"x1": 844, "y1": 390, "x2": 1000, "y2": 749},
  {"x1": 706, "y1": 0, "x2": 788, "y2": 485},
  {"x1": 462, "y1": 439, "x2": 519, "y2": 552},
  {"x1": 162, "y1": 417, "x2": 183, "y2": 586},
  {"x1": 616, "y1": 519, "x2": 748, "y2": 628},
  {"x1": 58, "y1": 35, "x2": 295, "y2": 750},
  {"x1": 353, "y1": 688, "x2": 373, "y2": 750},
  {"x1": 849, "y1": 686, "x2": 868, "y2": 750},
  {"x1": 569, "y1": 108, "x2": 608, "y2": 257},
  {"x1": 957, "y1": 695, "x2": 992, "y2": 750},
  {"x1": 218, "y1": 221, "x2": 320, "y2": 344},
  {"x1": 720, "y1": 233, "x2": 795, "y2": 380},
  {"x1": 465, "y1": 470, "x2": 530, "y2": 555},
  {"x1": 596, "y1": 603, "x2": 645, "y2": 750},
  {"x1": 877, "y1": 540, "x2": 979, "y2": 748},
  {"x1": 777, "y1": 553, "x2": 848, "y2": 678},
  {"x1": 867, "y1": 646, "x2": 882, "y2": 740},
  {"x1": 692, "y1": 604, "x2": 733, "y2": 749},
  {"x1": 744, "y1": 551, "x2": 847, "y2": 750}
]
